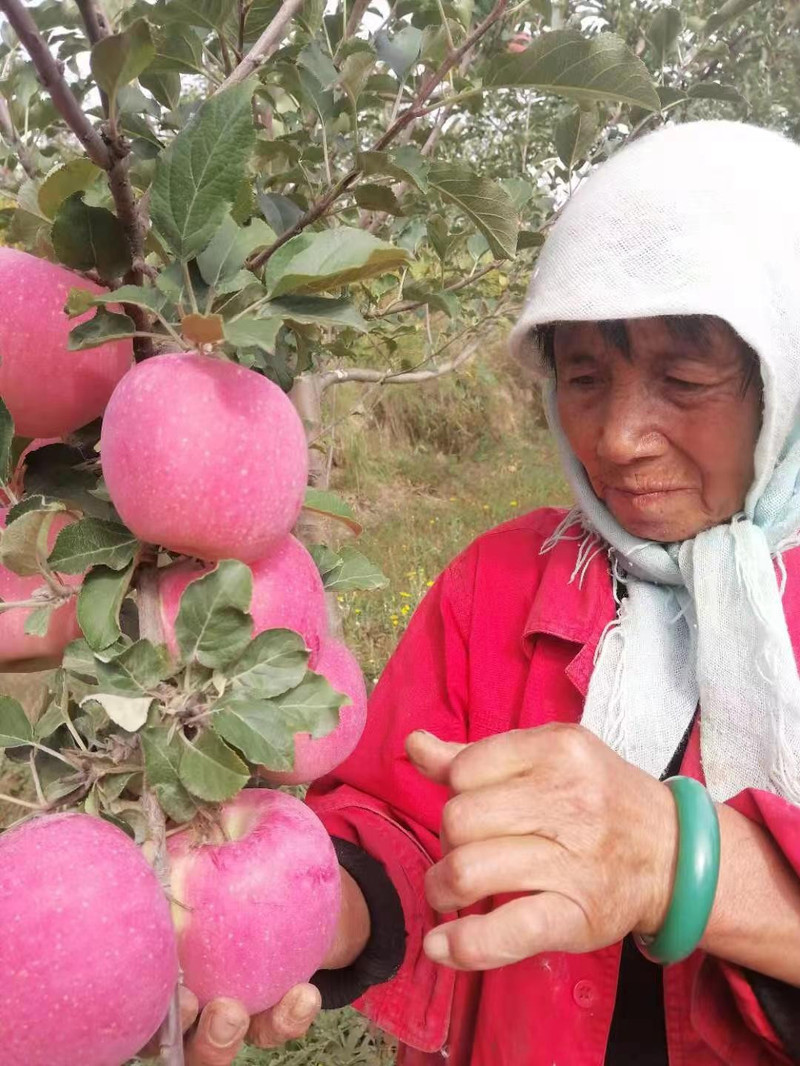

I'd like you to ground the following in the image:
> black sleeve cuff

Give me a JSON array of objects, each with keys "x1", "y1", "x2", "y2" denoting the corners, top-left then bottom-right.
[
  {"x1": 310, "y1": 837, "x2": 407, "y2": 1010},
  {"x1": 745, "y1": 970, "x2": 800, "y2": 1060}
]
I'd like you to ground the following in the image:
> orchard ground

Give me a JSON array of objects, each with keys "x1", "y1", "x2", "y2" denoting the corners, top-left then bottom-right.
[{"x1": 0, "y1": 339, "x2": 569, "y2": 1065}]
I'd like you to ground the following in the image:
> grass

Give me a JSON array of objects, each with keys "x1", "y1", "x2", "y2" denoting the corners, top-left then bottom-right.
[{"x1": 1, "y1": 339, "x2": 570, "y2": 1064}]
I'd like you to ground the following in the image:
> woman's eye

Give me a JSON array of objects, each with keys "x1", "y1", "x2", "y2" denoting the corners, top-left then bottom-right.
[
  {"x1": 666, "y1": 376, "x2": 706, "y2": 391},
  {"x1": 569, "y1": 375, "x2": 598, "y2": 387}
]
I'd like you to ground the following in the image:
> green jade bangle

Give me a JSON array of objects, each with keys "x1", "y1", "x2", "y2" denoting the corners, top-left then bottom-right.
[{"x1": 634, "y1": 776, "x2": 721, "y2": 965}]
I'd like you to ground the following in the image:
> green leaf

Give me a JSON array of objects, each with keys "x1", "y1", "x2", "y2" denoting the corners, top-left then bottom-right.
[
  {"x1": 483, "y1": 29, "x2": 661, "y2": 112},
  {"x1": 148, "y1": 24, "x2": 205, "y2": 76},
  {"x1": 225, "y1": 629, "x2": 309, "y2": 698},
  {"x1": 687, "y1": 82, "x2": 744, "y2": 104},
  {"x1": 81, "y1": 693, "x2": 151, "y2": 732},
  {"x1": 517, "y1": 230, "x2": 545, "y2": 251},
  {"x1": 258, "y1": 192, "x2": 304, "y2": 236},
  {"x1": 153, "y1": 0, "x2": 237, "y2": 31},
  {"x1": 68, "y1": 308, "x2": 138, "y2": 351},
  {"x1": 150, "y1": 79, "x2": 257, "y2": 261},
  {"x1": 178, "y1": 729, "x2": 249, "y2": 802},
  {"x1": 141, "y1": 725, "x2": 199, "y2": 824},
  {"x1": 213, "y1": 670, "x2": 344, "y2": 770},
  {"x1": 0, "y1": 397, "x2": 13, "y2": 484},
  {"x1": 322, "y1": 545, "x2": 389, "y2": 592},
  {"x1": 303, "y1": 488, "x2": 362, "y2": 534},
  {"x1": 354, "y1": 183, "x2": 405, "y2": 216},
  {"x1": 48, "y1": 518, "x2": 139, "y2": 574},
  {"x1": 24, "y1": 604, "x2": 54, "y2": 636},
  {"x1": 374, "y1": 26, "x2": 423, "y2": 78},
  {"x1": 0, "y1": 507, "x2": 60, "y2": 576},
  {"x1": 265, "y1": 228, "x2": 410, "y2": 297},
  {"x1": 91, "y1": 19, "x2": 155, "y2": 114},
  {"x1": 139, "y1": 69, "x2": 182, "y2": 109},
  {"x1": 94, "y1": 639, "x2": 172, "y2": 695},
  {"x1": 68, "y1": 284, "x2": 168, "y2": 316},
  {"x1": 705, "y1": 0, "x2": 759, "y2": 33},
  {"x1": 0, "y1": 696, "x2": 33, "y2": 748},
  {"x1": 35, "y1": 699, "x2": 69, "y2": 741},
  {"x1": 77, "y1": 562, "x2": 135, "y2": 651},
  {"x1": 647, "y1": 8, "x2": 682, "y2": 68},
  {"x1": 197, "y1": 214, "x2": 276, "y2": 287},
  {"x1": 554, "y1": 107, "x2": 598, "y2": 171},
  {"x1": 297, "y1": 40, "x2": 339, "y2": 90},
  {"x1": 308, "y1": 543, "x2": 343, "y2": 580},
  {"x1": 427, "y1": 164, "x2": 518, "y2": 260},
  {"x1": 339, "y1": 44, "x2": 376, "y2": 102},
  {"x1": 52, "y1": 192, "x2": 132, "y2": 280},
  {"x1": 38, "y1": 159, "x2": 103, "y2": 219},
  {"x1": 23, "y1": 445, "x2": 109, "y2": 519},
  {"x1": 267, "y1": 295, "x2": 369, "y2": 333},
  {"x1": 223, "y1": 315, "x2": 281, "y2": 352},
  {"x1": 175, "y1": 559, "x2": 253, "y2": 668},
  {"x1": 358, "y1": 147, "x2": 430, "y2": 192}
]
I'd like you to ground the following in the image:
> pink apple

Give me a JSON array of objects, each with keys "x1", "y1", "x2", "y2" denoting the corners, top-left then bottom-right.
[
  {"x1": 158, "y1": 534, "x2": 329, "y2": 665},
  {"x1": 259, "y1": 638, "x2": 367, "y2": 785},
  {"x1": 0, "y1": 248, "x2": 132, "y2": 437},
  {"x1": 167, "y1": 788, "x2": 340, "y2": 1013},
  {"x1": 0, "y1": 813, "x2": 178, "y2": 1066},
  {"x1": 100, "y1": 352, "x2": 309, "y2": 562},
  {"x1": 0, "y1": 507, "x2": 81, "y2": 667},
  {"x1": 507, "y1": 31, "x2": 531, "y2": 52}
]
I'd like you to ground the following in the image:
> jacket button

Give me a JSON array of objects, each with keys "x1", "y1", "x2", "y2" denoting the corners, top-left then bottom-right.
[{"x1": 573, "y1": 980, "x2": 597, "y2": 1008}]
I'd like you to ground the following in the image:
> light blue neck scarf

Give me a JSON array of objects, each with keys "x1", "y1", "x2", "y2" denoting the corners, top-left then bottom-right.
[{"x1": 511, "y1": 121, "x2": 800, "y2": 804}]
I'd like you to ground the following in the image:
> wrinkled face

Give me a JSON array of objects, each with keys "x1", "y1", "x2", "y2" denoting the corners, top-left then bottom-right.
[{"x1": 554, "y1": 317, "x2": 763, "y2": 543}]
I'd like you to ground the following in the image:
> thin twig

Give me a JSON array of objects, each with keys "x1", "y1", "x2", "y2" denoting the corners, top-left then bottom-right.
[
  {"x1": 0, "y1": 96, "x2": 37, "y2": 177},
  {"x1": 29, "y1": 752, "x2": 46, "y2": 807},
  {"x1": 320, "y1": 336, "x2": 482, "y2": 390},
  {"x1": 368, "y1": 261, "x2": 502, "y2": 318},
  {"x1": 0, "y1": 791, "x2": 44, "y2": 811},
  {"x1": 0, "y1": 0, "x2": 111, "y2": 168},
  {"x1": 249, "y1": 0, "x2": 510, "y2": 270},
  {"x1": 217, "y1": 0, "x2": 305, "y2": 91}
]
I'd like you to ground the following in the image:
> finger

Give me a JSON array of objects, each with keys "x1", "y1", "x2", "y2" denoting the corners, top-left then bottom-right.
[
  {"x1": 139, "y1": 987, "x2": 200, "y2": 1058},
  {"x1": 423, "y1": 892, "x2": 589, "y2": 971},
  {"x1": 405, "y1": 731, "x2": 468, "y2": 785},
  {"x1": 425, "y1": 835, "x2": 565, "y2": 913},
  {"x1": 247, "y1": 984, "x2": 322, "y2": 1049},
  {"x1": 446, "y1": 724, "x2": 585, "y2": 794},
  {"x1": 440, "y1": 778, "x2": 550, "y2": 850},
  {"x1": 185, "y1": 998, "x2": 249, "y2": 1066}
]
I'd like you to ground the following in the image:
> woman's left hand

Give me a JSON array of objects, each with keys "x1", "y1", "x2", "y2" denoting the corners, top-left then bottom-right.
[{"x1": 406, "y1": 724, "x2": 679, "y2": 971}]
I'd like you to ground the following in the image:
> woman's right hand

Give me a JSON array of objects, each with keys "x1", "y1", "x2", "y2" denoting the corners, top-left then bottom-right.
[{"x1": 139, "y1": 983, "x2": 322, "y2": 1065}]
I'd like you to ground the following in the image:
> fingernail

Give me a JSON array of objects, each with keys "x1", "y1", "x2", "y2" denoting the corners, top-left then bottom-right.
[
  {"x1": 424, "y1": 931, "x2": 449, "y2": 962},
  {"x1": 208, "y1": 1010, "x2": 246, "y2": 1048}
]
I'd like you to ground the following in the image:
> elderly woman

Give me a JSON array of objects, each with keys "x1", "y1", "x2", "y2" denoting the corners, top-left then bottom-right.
[{"x1": 179, "y1": 120, "x2": 800, "y2": 1066}]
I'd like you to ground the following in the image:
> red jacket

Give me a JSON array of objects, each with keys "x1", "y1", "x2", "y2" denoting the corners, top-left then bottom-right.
[{"x1": 308, "y1": 508, "x2": 800, "y2": 1065}]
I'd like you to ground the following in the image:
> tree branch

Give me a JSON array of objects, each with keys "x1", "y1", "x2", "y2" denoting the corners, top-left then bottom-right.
[
  {"x1": 0, "y1": 0, "x2": 111, "y2": 168},
  {"x1": 74, "y1": 0, "x2": 111, "y2": 44},
  {"x1": 368, "y1": 261, "x2": 502, "y2": 318},
  {"x1": 320, "y1": 337, "x2": 481, "y2": 390},
  {"x1": 0, "y1": 96, "x2": 37, "y2": 178},
  {"x1": 249, "y1": 0, "x2": 510, "y2": 270},
  {"x1": 345, "y1": 0, "x2": 371, "y2": 39},
  {"x1": 217, "y1": 0, "x2": 305, "y2": 91}
]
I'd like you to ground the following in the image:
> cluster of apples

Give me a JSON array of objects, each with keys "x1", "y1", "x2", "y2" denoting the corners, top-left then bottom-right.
[{"x1": 0, "y1": 249, "x2": 370, "y2": 1066}]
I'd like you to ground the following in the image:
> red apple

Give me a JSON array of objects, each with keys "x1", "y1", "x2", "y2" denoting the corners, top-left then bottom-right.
[
  {"x1": 0, "y1": 507, "x2": 82, "y2": 668},
  {"x1": 259, "y1": 638, "x2": 367, "y2": 785},
  {"x1": 100, "y1": 352, "x2": 309, "y2": 562},
  {"x1": 167, "y1": 788, "x2": 340, "y2": 1013},
  {"x1": 158, "y1": 534, "x2": 328, "y2": 666},
  {"x1": 0, "y1": 248, "x2": 132, "y2": 437},
  {"x1": 0, "y1": 813, "x2": 178, "y2": 1066},
  {"x1": 507, "y1": 31, "x2": 531, "y2": 52}
]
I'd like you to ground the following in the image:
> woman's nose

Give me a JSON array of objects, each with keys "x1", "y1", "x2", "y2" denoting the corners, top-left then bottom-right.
[{"x1": 595, "y1": 384, "x2": 664, "y2": 466}]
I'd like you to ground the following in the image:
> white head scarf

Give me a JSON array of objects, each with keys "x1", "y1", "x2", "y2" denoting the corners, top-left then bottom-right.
[{"x1": 510, "y1": 120, "x2": 800, "y2": 804}]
